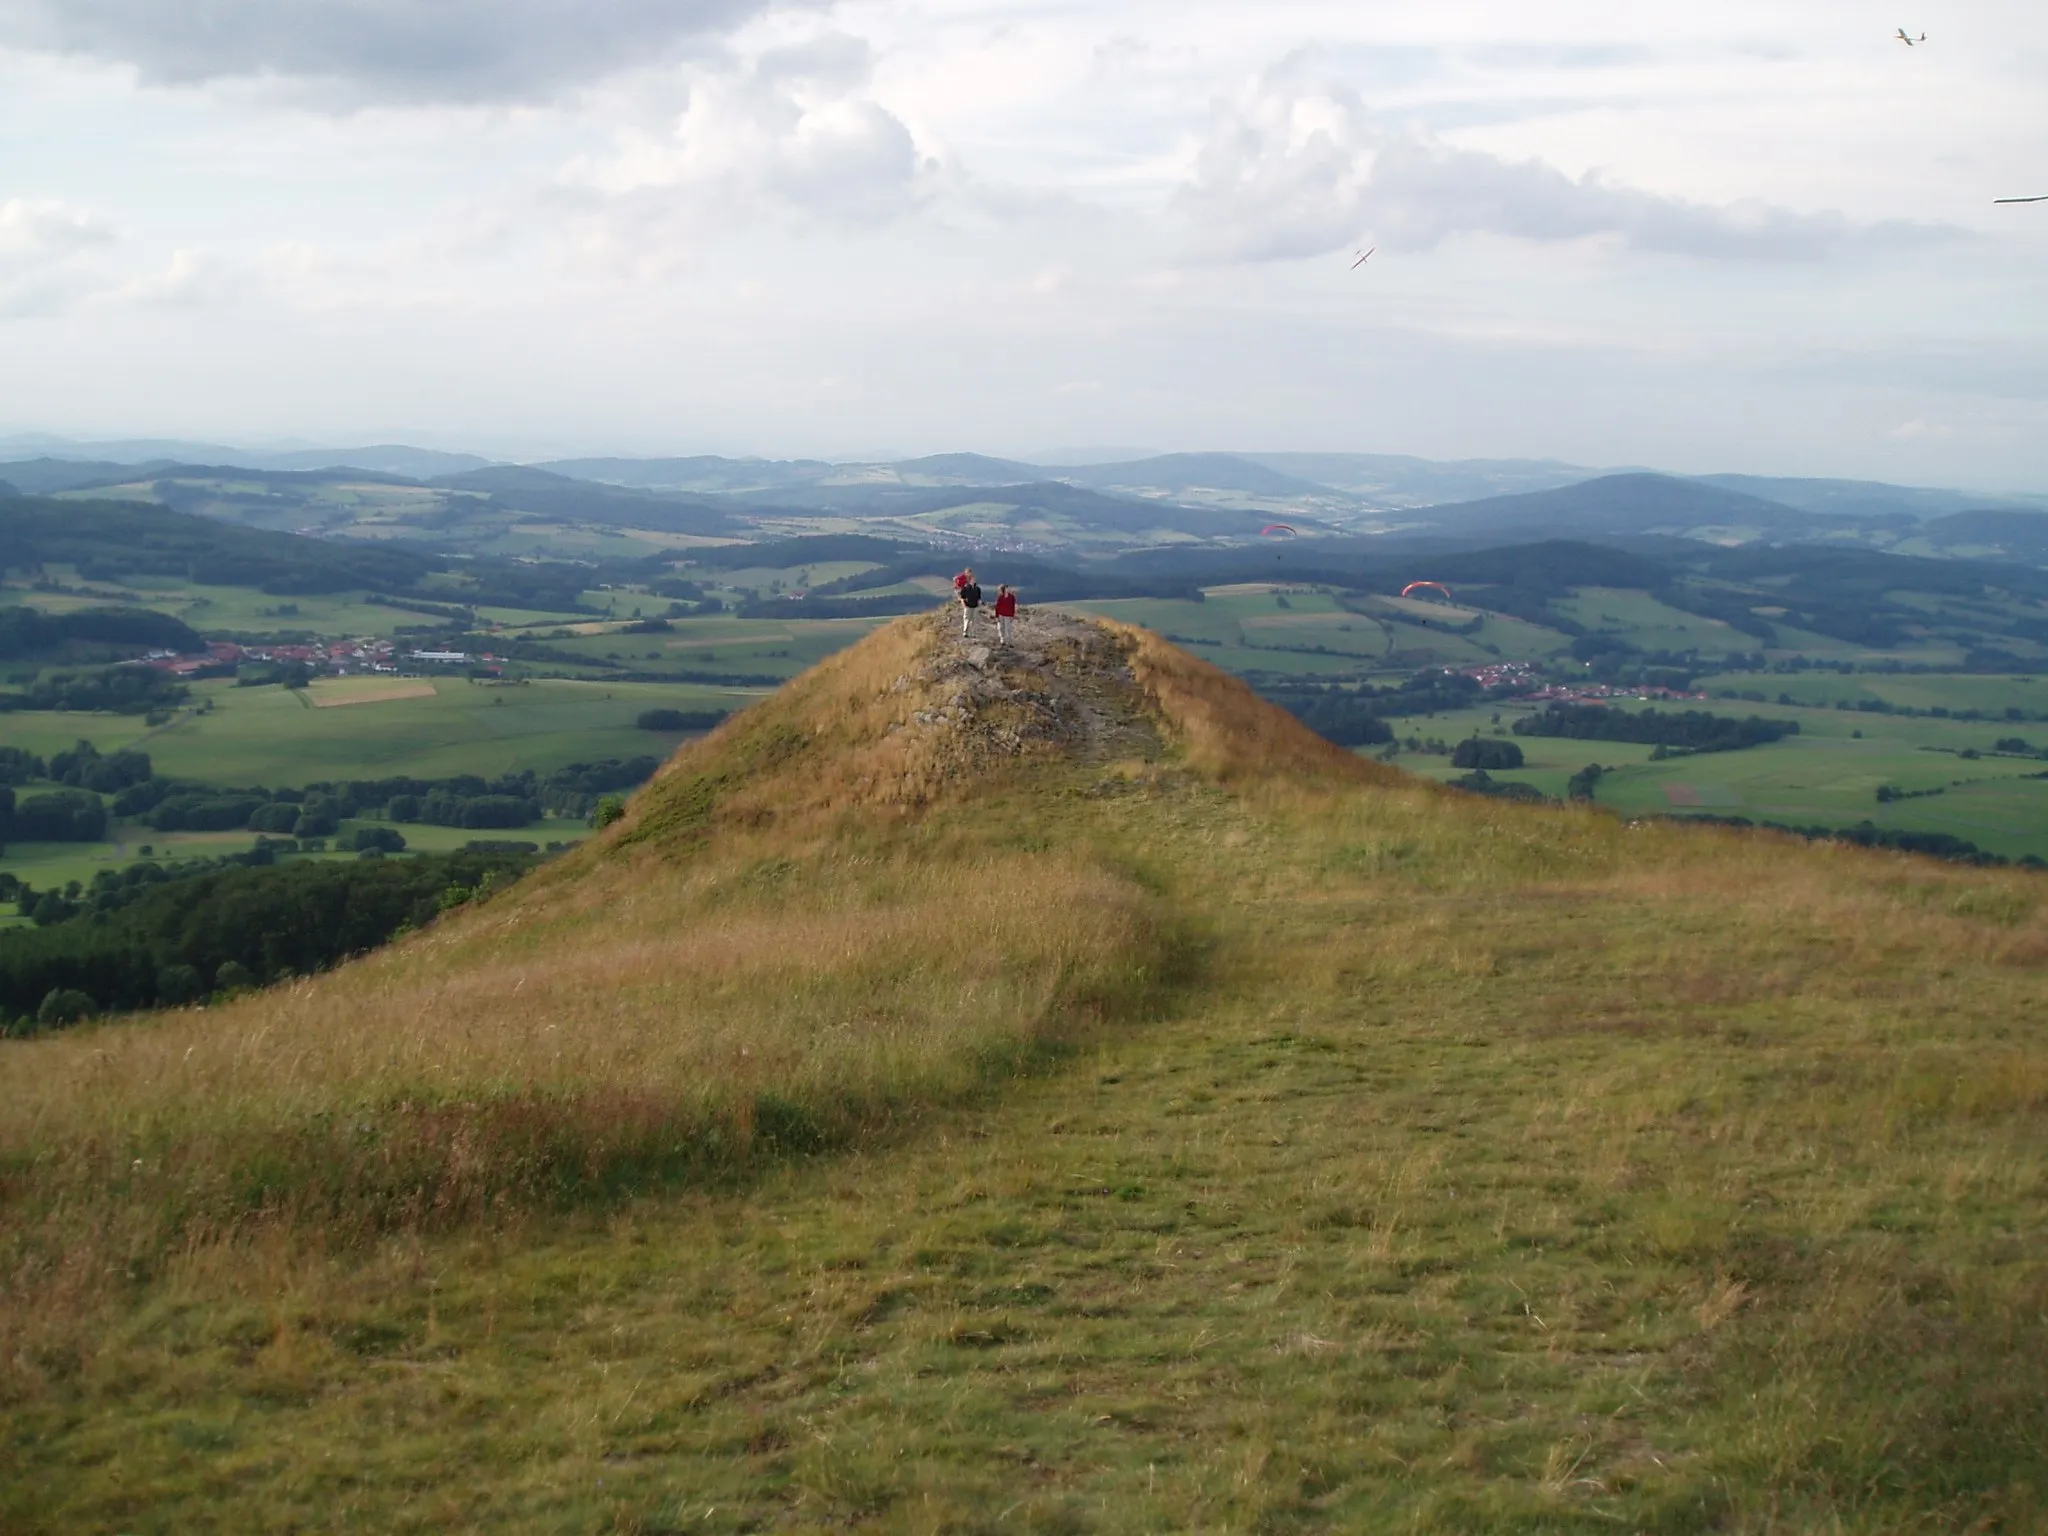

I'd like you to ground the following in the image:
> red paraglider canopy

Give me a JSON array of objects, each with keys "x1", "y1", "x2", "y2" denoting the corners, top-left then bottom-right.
[
  {"x1": 1261, "y1": 523, "x2": 1298, "y2": 537},
  {"x1": 1401, "y1": 580, "x2": 1454, "y2": 601}
]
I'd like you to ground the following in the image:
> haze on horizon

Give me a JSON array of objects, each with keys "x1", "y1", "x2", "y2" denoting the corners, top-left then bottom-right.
[{"x1": 1, "y1": 0, "x2": 2044, "y2": 489}]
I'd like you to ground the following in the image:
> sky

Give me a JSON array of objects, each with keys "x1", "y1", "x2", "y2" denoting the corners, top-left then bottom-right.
[{"x1": 1, "y1": 0, "x2": 2045, "y2": 487}]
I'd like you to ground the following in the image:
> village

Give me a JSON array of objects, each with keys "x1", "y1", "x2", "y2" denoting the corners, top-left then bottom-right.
[
  {"x1": 136, "y1": 638, "x2": 503, "y2": 679},
  {"x1": 1447, "y1": 660, "x2": 1709, "y2": 706}
]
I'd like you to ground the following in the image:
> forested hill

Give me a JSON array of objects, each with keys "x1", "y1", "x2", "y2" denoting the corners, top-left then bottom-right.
[{"x1": 0, "y1": 495, "x2": 592, "y2": 610}]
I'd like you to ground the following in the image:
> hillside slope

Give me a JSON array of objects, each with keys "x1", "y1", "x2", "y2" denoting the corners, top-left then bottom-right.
[{"x1": 4, "y1": 611, "x2": 2046, "y2": 1532}]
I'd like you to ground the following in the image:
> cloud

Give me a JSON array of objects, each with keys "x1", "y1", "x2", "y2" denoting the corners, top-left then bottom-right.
[
  {"x1": 0, "y1": 197, "x2": 115, "y2": 266},
  {"x1": 1888, "y1": 419, "x2": 1954, "y2": 441},
  {"x1": 0, "y1": 0, "x2": 806, "y2": 104},
  {"x1": 1176, "y1": 61, "x2": 1955, "y2": 264},
  {"x1": 556, "y1": 33, "x2": 932, "y2": 263},
  {"x1": 0, "y1": 197, "x2": 117, "y2": 316},
  {"x1": 113, "y1": 249, "x2": 239, "y2": 308}
]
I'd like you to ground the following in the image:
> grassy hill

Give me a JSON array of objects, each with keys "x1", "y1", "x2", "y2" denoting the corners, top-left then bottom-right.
[{"x1": 4, "y1": 614, "x2": 2046, "y2": 1532}]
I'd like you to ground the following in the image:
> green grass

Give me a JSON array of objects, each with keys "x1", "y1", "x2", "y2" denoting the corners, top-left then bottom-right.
[
  {"x1": 1704, "y1": 669, "x2": 2048, "y2": 720},
  {"x1": 1057, "y1": 594, "x2": 1416, "y2": 677},
  {"x1": 1381, "y1": 697, "x2": 2048, "y2": 859},
  {"x1": 1, "y1": 574, "x2": 586, "y2": 638},
  {"x1": 0, "y1": 709, "x2": 157, "y2": 760},
  {"x1": 0, "y1": 820, "x2": 587, "y2": 905},
  {"x1": 5, "y1": 677, "x2": 753, "y2": 789},
  {"x1": 1550, "y1": 586, "x2": 1752, "y2": 654}
]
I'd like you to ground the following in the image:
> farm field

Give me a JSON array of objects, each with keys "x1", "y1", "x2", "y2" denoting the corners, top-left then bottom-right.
[
  {"x1": 1702, "y1": 669, "x2": 2048, "y2": 719},
  {"x1": 1380, "y1": 698, "x2": 2048, "y2": 860},
  {"x1": 0, "y1": 817, "x2": 588, "y2": 924},
  {"x1": 0, "y1": 678, "x2": 732, "y2": 898},
  {"x1": 45, "y1": 676, "x2": 753, "y2": 786},
  {"x1": 2, "y1": 571, "x2": 588, "y2": 638},
  {"x1": 508, "y1": 614, "x2": 896, "y2": 681},
  {"x1": 13, "y1": 545, "x2": 2048, "y2": 869},
  {"x1": 1055, "y1": 593, "x2": 1438, "y2": 677},
  {"x1": 1549, "y1": 586, "x2": 1747, "y2": 652}
]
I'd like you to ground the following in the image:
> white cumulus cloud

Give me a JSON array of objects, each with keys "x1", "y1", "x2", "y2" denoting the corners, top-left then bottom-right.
[
  {"x1": 1175, "y1": 60, "x2": 1959, "y2": 264},
  {"x1": 0, "y1": 197, "x2": 118, "y2": 316},
  {"x1": 554, "y1": 33, "x2": 934, "y2": 268}
]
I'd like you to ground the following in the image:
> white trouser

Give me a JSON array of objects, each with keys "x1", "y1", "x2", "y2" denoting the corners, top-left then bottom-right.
[
  {"x1": 996, "y1": 614, "x2": 1013, "y2": 644},
  {"x1": 961, "y1": 605, "x2": 976, "y2": 635}
]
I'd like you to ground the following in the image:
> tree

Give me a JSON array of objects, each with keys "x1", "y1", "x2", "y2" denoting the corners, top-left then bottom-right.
[
  {"x1": 1451, "y1": 737, "x2": 1525, "y2": 771},
  {"x1": 13, "y1": 789, "x2": 108, "y2": 841},
  {"x1": 156, "y1": 964, "x2": 204, "y2": 1005},
  {"x1": 38, "y1": 988, "x2": 95, "y2": 1026},
  {"x1": 248, "y1": 802, "x2": 301, "y2": 834},
  {"x1": 636, "y1": 707, "x2": 726, "y2": 731}
]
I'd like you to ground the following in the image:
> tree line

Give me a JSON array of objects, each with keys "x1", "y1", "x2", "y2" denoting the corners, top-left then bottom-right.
[
  {"x1": 0, "y1": 663, "x2": 188, "y2": 714},
  {"x1": 0, "y1": 743, "x2": 664, "y2": 845},
  {"x1": 1513, "y1": 703, "x2": 1798, "y2": 753},
  {"x1": 0, "y1": 604, "x2": 203, "y2": 662},
  {"x1": 0, "y1": 849, "x2": 536, "y2": 1027}
]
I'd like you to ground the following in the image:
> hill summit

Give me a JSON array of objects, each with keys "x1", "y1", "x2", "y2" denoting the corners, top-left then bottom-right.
[
  {"x1": 6, "y1": 612, "x2": 2048, "y2": 1532},
  {"x1": 606, "y1": 607, "x2": 1377, "y2": 850}
]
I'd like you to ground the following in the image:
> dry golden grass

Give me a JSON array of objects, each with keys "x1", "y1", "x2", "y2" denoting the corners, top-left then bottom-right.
[
  {"x1": 0, "y1": 845, "x2": 1168, "y2": 1287},
  {"x1": 1105, "y1": 618, "x2": 1403, "y2": 786}
]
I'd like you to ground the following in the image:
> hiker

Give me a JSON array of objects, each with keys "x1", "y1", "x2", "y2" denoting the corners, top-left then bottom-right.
[
  {"x1": 993, "y1": 584, "x2": 1018, "y2": 646},
  {"x1": 956, "y1": 570, "x2": 983, "y2": 636}
]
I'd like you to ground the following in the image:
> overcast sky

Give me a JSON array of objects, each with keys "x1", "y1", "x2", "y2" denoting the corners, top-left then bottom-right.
[{"x1": 2, "y1": 0, "x2": 2045, "y2": 485}]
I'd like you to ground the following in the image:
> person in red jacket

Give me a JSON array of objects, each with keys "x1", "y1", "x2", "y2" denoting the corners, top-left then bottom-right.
[{"x1": 993, "y1": 584, "x2": 1019, "y2": 646}]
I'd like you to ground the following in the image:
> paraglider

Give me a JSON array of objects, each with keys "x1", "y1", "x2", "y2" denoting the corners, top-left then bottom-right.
[
  {"x1": 1401, "y1": 580, "x2": 1454, "y2": 601},
  {"x1": 1261, "y1": 523, "x2": 1299, "y2": 537}
]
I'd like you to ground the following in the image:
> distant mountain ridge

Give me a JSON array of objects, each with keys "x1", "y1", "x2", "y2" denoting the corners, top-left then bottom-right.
[
  {"x1": 0, "y1": 436, "x2": 494, "y2": 479},
  {"x1": 1399, "y1": 473, "x2": 1826, "y2": 538},
  {"x1": 8, "y1": 438, "x2": 2048, "y2": 567}
]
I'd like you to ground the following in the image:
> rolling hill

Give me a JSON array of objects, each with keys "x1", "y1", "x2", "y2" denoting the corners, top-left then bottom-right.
[
  {"x1": 1054, "y1": 451, "x2": 1344, "y2": 502},
  {"x1": 1405, "y1": 472, "x2": 1833, "y2": 539},
  {"x1": 4, "y1": 610, "x2": 2044, "y2": 1531},
  {"x1": 1244, "y1": 451, "x2": 1608, "y2": 507}
]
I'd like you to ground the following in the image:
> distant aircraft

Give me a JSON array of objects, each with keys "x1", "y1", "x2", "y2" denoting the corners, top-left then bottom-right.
[
  {"x1": 1895, "y1": 27, "x2": 1925, "y2": 44},
  {"x1": 1350, "y1": 246, "x2": 1375, "y2": 270},
  {"x1": 1993, "y1": 195, "x2": 2048, "y2": 203},
  {"x1": 1401, "y1": 580, "x2": 1454, "y2": 601}
]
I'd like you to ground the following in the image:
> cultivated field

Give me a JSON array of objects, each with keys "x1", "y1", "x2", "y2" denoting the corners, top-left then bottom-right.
[{"x1": 1381, "y1": 697, "x2": 2048, "y2": 860}]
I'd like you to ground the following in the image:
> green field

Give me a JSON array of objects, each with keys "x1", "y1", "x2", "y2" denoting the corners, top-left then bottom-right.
[
  {"x1": 1703, "y1": 668, "x2": 2048, "y2": 718},
  {"x1": 10, "y1": 675, "x2": 751, "y2": 787},
  {"x1": 1380, "y1": 696, "x2": 2048, "y2": 860},
  {"x1": 3, "y1": 570, "x2": 589, "y2": 638},
  {"x1": 1550, "y1": 586, "x2": 1750, "y2": 653},
  {"x1": 12, "y1": 555, "x2": 2048, "y2": 868},
  {"x1": 0, "y1": 677, "x2": 734, "y2": 896},
  {"x1": 0, "y1": 814, "x2": 587, "y2": 887},
  {"x1": 514, "y1": 615, "x2": 893, "y2": 681}
]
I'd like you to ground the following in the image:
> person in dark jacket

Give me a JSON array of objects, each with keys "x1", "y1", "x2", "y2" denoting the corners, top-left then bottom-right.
[{"x1": 956, "y1": 571, "x2": 983, "y2": 636}]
